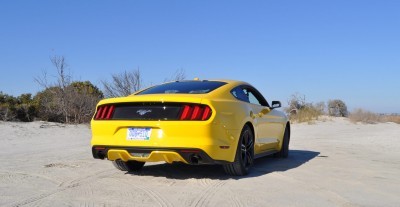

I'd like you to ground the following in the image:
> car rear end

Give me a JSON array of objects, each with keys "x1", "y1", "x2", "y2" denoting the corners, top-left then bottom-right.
[{"x1": 91, "y1": 81, "x2": 240, "y2": 165}]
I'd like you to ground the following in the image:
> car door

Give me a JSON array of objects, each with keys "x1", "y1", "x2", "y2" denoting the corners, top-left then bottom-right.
[{"x1": 242, "y1": 87, "x2": 281, "y2": 153}]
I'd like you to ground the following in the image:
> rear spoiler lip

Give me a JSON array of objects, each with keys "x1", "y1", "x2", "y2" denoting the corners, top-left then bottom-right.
[{"x1": 97, "y1": 94, "x2": 204, "y2": 106}]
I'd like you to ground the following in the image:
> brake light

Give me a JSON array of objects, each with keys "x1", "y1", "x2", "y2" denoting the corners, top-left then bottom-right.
[
  {"x1": 180, "y1": 105, "x2": 191, "y2": 120},
  {"x1": 94, "y1": 105, "x2": 115, "y2": 120},
  {"x1": 100, "y1": 105, "x2": 108, "y2": 118},
  {"x1": 95, "y1": 107, "x2": 103, "y2": 119},
  {"x1": 106, "y1": 105, "x2": 115, "y2": 119},
  {"x1": 180, "y1": 105, "x2": 212, "y2": 121},
  {"x1": 191, "y1": 105, "x2": 201, "y2": 120},
  {"x1": 202, "y1": 106, "x2": 211, "y2": 120}
]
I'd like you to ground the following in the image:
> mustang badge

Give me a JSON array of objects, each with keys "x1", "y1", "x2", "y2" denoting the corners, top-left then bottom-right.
[{"x1": 137, "y1": 109, "x2": 152, "y2": 116}]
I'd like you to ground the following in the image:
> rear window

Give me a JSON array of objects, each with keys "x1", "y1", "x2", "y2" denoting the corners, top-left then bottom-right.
[{"x1": 137, "y1": 81, "x2": 227, "y2": 95}]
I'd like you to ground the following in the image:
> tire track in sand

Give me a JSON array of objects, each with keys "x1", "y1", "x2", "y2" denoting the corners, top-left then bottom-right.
[
  {"x1": 132, "y1": 184, "x2": 173, "y2": 207},
  {"x1": 229, "y1": 193, "x2": 245, "y2": 207},
  {"x1": 194, "y1": 177, "x2": 243, "y2": 206},
  {"x1": 0, "y1": 171, "x2": 60, "y2": 185},
  {"x1": 116, "y1": 177, "x2": 173, "y2": 207},
  {"x1": 8, "y1": 169, "x2": 115, "y2": 207},
  {"x1": 197, "y1": 178, "x2": 214, "y2": 187},
  {"x1": 189, "y1": 180, "x2": 227, "y2": 207}
]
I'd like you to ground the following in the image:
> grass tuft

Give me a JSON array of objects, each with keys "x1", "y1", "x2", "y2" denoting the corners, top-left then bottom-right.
[
  {"x1": 289, "y1": 106, "x2": 323, "y2": 123},
  {"x1": 383, "y1": 115, "x2": 400, "y2": 124},
  {"x1": 349, "y1": 108, "x2": 381, "y2": 124},
  {"x1": 349, "y1": 108, "x2": 400, "y2": 124}
]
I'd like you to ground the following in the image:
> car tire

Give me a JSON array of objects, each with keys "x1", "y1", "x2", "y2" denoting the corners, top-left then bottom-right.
[
  {"x1": 112, "y1": 160, "x2": 145, "y2": 172},
  {"x1": 223, "y1": 125, "x2": 254, "y2": 176},
  {"x1": 275, "y1": 125, "x2": 290, "y2": 158}
]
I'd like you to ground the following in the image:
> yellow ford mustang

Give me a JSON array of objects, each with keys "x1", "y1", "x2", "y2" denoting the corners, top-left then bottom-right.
[{"x1": 91, "y1": 79, "x2": 290, "y2": 176}]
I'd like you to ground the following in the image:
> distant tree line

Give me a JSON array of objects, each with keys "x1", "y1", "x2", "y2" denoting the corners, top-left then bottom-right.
[
  {"x1": 0, "y1": 55, "x2": 185, "y2": 123},
  {"x1": 1, "y1": 55, "x2": 357, "y2": 124},
  {"x1": 0, "y1": 92, "x2": 37, "y2": 122}
]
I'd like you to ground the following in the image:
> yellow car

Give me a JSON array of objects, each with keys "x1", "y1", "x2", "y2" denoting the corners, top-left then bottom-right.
[{"x1": 91, "y1": 79, "x2": 290, "y2": 176}]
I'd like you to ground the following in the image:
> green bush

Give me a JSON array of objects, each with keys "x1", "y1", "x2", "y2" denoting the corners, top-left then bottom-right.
[
  {"x1": 34, "y1": 87, "x2": 64, "y2": 122},
  {"x1": 0, "y1": 92, "x2": 37, "y2": 122},
  {"x1": 34, "y1": 81, "x2": 103, "y2": 123}
]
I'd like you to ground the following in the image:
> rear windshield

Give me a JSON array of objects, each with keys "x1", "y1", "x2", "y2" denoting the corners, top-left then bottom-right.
[{"x1": 137, "y1": 81, "x2": 227, "y2": 95}]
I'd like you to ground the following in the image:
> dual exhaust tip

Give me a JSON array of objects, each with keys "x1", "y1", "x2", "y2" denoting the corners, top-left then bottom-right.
[{"x1": 189, "y1": 154, "x2": 202, "y2": 164}]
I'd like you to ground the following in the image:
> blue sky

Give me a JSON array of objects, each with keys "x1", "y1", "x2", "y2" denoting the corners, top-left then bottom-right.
[{"x1": 0, "y1": 1, "x2": 399, "y2": 113}]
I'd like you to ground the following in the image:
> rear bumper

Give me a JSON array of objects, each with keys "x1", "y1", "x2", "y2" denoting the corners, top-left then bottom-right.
[
  {"x1": 91, "y1": 119, "x2": 241, "y2": 162},
  {"x1": 92, "y1": 146, "x2": 230, "y2": 165}
]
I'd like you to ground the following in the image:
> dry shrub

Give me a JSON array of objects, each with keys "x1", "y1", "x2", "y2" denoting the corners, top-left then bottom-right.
[
  {"x1": 349, "y1": 108, "x2": 381, "y2": 124},
  {"x1": 35, "y1": 82, "x2": 103, "y2": 123},
  {"x1": 286, "y1": 93, "x2": 323, "y2": 123},
  {"x1": 35, "y1": 56, "x2": 103, "y2": 123},
  {"x1": 328, "y1": 99, "x2": 348, "y2": 117},
  {"x1": 290, "y1": 105, "x2": 322, "y2": 123},
  {"x1": 383, "y1": 115, "x2": 400, "y2": 124}
]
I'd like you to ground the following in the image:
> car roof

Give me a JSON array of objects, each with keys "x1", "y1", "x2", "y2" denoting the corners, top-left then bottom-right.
[
  {"x1": 131, "y1": 79, "x2": 253, "y2": 97},
  {"x1": 175, "y1": 79, "x2": 250, "y2": 86}
]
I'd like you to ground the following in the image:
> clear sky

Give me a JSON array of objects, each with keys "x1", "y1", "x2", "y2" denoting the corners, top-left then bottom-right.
[{"x1": 1, "y1": 1, "x2": 399, "y2": 113}]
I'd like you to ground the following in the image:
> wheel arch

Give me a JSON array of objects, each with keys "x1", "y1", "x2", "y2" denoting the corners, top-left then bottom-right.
[
  {"x1": 244, "y1": 121, "x2": 255, "y2": 142},
  {"x1": 286, "y1": 121, "x2": 291, "y2": 140}
]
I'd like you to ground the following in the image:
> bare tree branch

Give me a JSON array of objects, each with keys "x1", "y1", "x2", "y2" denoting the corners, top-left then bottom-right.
[
  {"x1": 35, "y1": 55, "x2": 101, "y2": 124},
  {"x1": 50, "y1": 55, "x2": 71, "y2": 89},
  {"x1": 101, "y1": 69, "x2": 142, "y2": 98},
  {"x1": 34, "y1": 70, "x2": 50, "y2": 88},
  {"x1": 164, "y1": 68, "x2": 186, "y2": 83}
]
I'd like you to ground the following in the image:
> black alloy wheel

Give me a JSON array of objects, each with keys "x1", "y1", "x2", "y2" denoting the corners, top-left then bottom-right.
[
  {"x1": 275, "y1": 125, "x2": 290, "y2": 158},
  {"x1": 223, "y1": 125, "x2": 254, "y2": 176}
]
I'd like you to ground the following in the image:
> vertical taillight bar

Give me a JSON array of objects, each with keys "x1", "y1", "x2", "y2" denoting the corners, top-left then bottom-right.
[
  {"x1": 95, "y1": 107, "x2": 103, "y2": 119},
  {"x1": 190, "y1": 105, "x2": 200, "y2": 120},
  {"x1": 105, "y1": 105, "x2": 115, "y2": 119},
  {"x1": 201, "y1": 106, "x2": 211, "y2": 120},
  {"x1": 100, "y1": 105, "x2": 108, "y2": 119},
  {"x1": 180, "y1": 105, "x2": 191, "y2": 120}
]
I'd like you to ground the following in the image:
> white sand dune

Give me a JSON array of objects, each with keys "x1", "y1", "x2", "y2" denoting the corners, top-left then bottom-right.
[{"x1": 1, "y1": 118, "x2": 399, "y2": 207}]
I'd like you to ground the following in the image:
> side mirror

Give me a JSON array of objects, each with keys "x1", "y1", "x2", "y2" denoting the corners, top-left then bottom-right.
[{"x1": 271, "y1": 101, "x2": 281, "y2": 109}]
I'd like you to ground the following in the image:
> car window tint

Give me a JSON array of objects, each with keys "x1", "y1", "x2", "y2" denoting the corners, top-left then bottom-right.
[
  {"x1": 137, "y1": 81, "x2": 227, "y2": 95},
  {"x1": 231, "y1": 85, "x2": 269, "y2": 106},
  {"x1": 231, "y1": 87, "x2": 249, "y2": 102}
]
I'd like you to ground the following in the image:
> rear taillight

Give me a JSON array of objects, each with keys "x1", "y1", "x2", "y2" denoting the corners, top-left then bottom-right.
[
  {"x1": 179, "y1": 105, "x2": 212, "y2": 121},
  {"x1": 94, "y1": 105, "x2": 115, "y2": 120}
]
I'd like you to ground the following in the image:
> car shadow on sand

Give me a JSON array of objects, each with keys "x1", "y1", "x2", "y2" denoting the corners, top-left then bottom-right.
[{"x1": 126, "y1": 150, "x2": 320, "y2": 180}]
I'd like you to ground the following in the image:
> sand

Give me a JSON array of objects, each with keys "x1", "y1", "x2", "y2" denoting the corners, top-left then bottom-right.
[{"x1": 0, "y1": 118, "x2": 399, "y2": 207}]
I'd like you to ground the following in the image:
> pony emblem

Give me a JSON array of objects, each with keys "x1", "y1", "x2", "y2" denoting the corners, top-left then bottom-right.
[{"x1": 136, "y1": 109, "x2": 152, "y2": 116}]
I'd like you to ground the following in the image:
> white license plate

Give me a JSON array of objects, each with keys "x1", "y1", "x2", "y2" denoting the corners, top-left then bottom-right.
[{"x1": 127, "y1": 128, "x2": 152, "y2": 141}]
